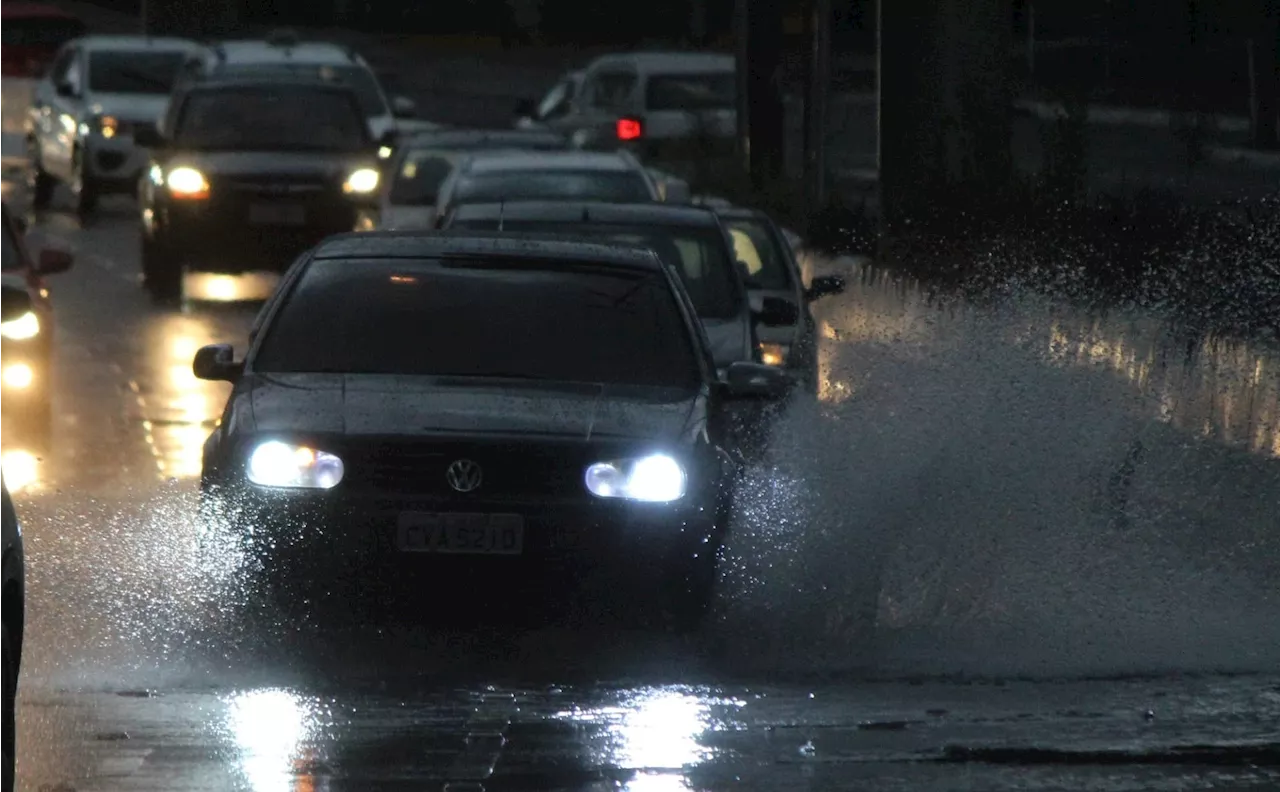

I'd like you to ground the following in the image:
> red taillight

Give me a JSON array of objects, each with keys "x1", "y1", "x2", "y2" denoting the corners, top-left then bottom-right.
[{"x1": 616, "y1": 117, "x2": 643, "y2": 141}]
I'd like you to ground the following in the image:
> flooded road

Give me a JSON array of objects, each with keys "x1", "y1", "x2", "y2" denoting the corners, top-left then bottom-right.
[{"x1": 3, "y1": 183, "x2": 1280, "y2": 790}]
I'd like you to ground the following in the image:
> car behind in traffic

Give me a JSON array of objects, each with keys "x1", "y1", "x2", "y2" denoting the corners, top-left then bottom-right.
[
  {"x1": 135, "y1": 74, "x2": 385, "y2": 302},
  {"x1": 194, "y1": 231, "x2": 791, "y2": 629}
]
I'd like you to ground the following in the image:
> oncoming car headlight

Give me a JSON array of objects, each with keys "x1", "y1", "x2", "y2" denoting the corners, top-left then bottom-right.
[
  {"x1": 584, "y1": 454, "x2": 687, "y2": 503},
  {"x1": 246, "y1": 441, "x2": 344, "y2": 489},
  {"x1": 343, "y1": 167, "x2": 380, "y2": 194},
  {"x1": 0, "y1": 311, "x2": 40, "y2": 340},
  {"x1": 166, "y1": 166, "x2": 210, "y2": 199}
]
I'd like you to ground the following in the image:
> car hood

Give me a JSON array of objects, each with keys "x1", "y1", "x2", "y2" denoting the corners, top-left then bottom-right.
[
  {"x1": 246, "y1": 373, "x2": 698, "y2": 441},
  {"x1": 87, "y1": 93, "x2": 169, "y2": 123},
  {"x1": 167, "y1": 150, "x2": 378, "y2": 180}
]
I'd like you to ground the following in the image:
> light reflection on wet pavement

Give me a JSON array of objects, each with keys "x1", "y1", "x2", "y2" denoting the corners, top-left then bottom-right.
[{"x1": 4, "y1": 189, "x2": 1280, "y2": 790}]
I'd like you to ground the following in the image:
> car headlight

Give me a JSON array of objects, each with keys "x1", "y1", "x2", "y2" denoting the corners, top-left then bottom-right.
[
  {"x1": 2, "y1": 363, "x2": 34, "y2": 390},
  {"x1": 759, "y1": 342, "x2": 789, "y2": 367},
  {"x1": 97, "y1": 114, "x2": 119, "y2": 139},
  {"x1": 343, "y1": 167, "x2": 380, "y2": 194},
  {"x1": 584, "y1": 454, "x2": 687, "y2": 502},
  {"x1": 246, "y1": 441, "x2": 344, "y2": 489},
  {"x1": 377, "y1": 145, "x2": 394, "y2": 160},
  {"x1": 166, "y1": 166, "x2": 210, "y2": 200},
  {"x1": 0, "y1": 311, "x2": 39, "y2": 340}
]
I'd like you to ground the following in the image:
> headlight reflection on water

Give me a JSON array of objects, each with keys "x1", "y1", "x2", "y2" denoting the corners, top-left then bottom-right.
[{"x1": 224, "y1": 688, "x2": 322, "y2": 792}]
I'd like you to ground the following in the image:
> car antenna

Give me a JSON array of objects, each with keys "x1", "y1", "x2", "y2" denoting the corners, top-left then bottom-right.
[{"x1": 498, "y1": 201, "x2": 505, "y2": 231}]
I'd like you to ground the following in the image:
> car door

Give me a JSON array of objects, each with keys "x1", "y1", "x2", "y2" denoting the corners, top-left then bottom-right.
[
  {"x1": 40, "y1": 45, "x2": 84, "y2": 179},
  {"x1": 560, "y1": 67, "x2": 639, "y2": 150}
]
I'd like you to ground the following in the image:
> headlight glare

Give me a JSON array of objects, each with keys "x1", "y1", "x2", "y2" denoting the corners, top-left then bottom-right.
[
  {"x1": 343, "y1": 167, "x2": 380, "y2": 194},
  {"x1": 166, "y1": 166, "x2": 210, "y2": 199},
  {"x1": 0, "y1": 311, "x2": 40, "y2": 340},
  {"x1": 246, "y1": 440, "x2": 344, "y2": 489},
  {"x1": 584, "y1": 454, "x2": 686, "y2": 502},
  {"x1": 98, "y1": 114, "x2": 119, "y2": 138},
  {"x1": 759, "y1": 342, "x2": 789, "y2": 366}
]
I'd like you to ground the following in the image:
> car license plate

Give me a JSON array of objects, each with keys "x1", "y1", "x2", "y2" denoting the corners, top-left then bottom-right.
[
  {"x1": 248, "y1": 203, "x2": 306, "y2": 226},
  {"x1": 396, "y1": 512, "x2": 524, "y2": 555}
]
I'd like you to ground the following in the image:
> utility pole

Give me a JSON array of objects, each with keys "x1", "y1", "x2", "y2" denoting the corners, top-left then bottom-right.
[
  {"x1": 803, "y1": 0, "x2": 832, "y2": 210},
  {"x1": 878, "y1": 0, "x2": 1014, "y2": 231},
  {"x1": 736, "y1": 0, "x2": 786, "y2": 189}
]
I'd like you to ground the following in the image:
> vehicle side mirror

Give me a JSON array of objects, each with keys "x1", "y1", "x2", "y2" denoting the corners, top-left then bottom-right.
[
  {"x1": 719, "y1": 361, "x2": 792, "y2": 400},
  {"x1": 1, "y1": 285, "x2": 34, "y2": 323},
  {"x1": 134, "y1": 125, "x2": 164, "y2": 148},
  {"x1": 55, "y1": 80, "x2": 77, "y2": 98},
  {"x1": 752, "y1": 295, "x2": 800, "y2": 327},
  {"x1": 514, "y1": 98, "x2": 536, "y2": 118},
  {"x1": 805, "y1": 274, "x2": 845, "y2": 301},
  {"x1": 193, "y1": 343, "x2": 243, "y2": 383},
  {"x1": 391, "y1": 95, "x2": 417, "y2": 118},
  {"x1": 36, "y1": 246, "x2": 74, "y2": 276}
]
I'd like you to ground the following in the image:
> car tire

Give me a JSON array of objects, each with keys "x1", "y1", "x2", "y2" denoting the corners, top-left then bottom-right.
[
  {"x1": 3, "y1": 622, "x2": 16, "y2": 792},
  {"x1": 142, "y1": 237, "x2": 183, "y2": 304},
  {"x1": 27, "y1": 148, "x2": 55, "y2": 211}
]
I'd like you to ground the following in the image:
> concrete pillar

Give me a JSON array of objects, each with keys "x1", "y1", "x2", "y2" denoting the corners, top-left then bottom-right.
[{"x1": 878, "y1": 0, "x2": 1014, "y2": 229}]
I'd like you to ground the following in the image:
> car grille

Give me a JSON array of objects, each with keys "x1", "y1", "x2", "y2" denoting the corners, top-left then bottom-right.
[
  {"x1": 342, "y1": 439, "x2": 587, "y2": 500},
  {"x1": 219, "y1": 175, "x2": 332, "y2": 197}
]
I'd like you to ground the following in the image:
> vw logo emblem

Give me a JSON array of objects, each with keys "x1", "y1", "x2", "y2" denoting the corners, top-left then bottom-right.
[{"x1": 445, "y1": 458, "x2": 483, "y2": 493}]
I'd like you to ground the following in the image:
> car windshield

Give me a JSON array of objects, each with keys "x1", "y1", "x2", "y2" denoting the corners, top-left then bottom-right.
[
  {"x1": 219, "y1": 63, "x2": 389, "y2": 117},
  {"x1": 451, "y1": 170, "x2": 652, "y2": 205},
  {"x1": 725, "y1": 217, "x2": 794, "y2": 290},
  {"x1": 448, "y1": 219, "x2": 742, "y2": 320},
  {"x1": 253, "y1": 258, "x2": 700, "y2": 389},
  {"x1": 87, "y1": 50, "x2": 187, "y2": 94},
  {"x1": 389, "y1": 149, "x2": 461, "y2": 205},
  {"x1": 645, "y1": 72, "x2": 736, "y2": 111},
  {"x1": 174, "y1": 86, "x2": 368, "y2": 152}
]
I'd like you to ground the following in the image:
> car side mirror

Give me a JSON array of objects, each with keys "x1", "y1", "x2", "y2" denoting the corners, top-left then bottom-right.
[
  {"x1": 514, "y1": 98, "x2": 536, "y2": 118},
  {"x1": 55, "y1": 80, "x2": 77, "y2": 98},
  {"x1": 134, "y1": 125, "x2": 164, "y2": 148},
  {"x1": 805, "y1": 274, "x2": 845, "y2": 301},
  {"x1": 36, "y1": 246, "x2": 74, "y2": 275},
  {"x1": 752, "y1": 295, "x2": 800, "y2": 327},
  {"x1": 1, "y1": 285, "x2": 34, "y2": 323},
  {"x1": 719, "y1": 361, "x2": 792, "y2": 400},
  {"x1": 391, "y1": 95, "x2": 417, "y2": 118},
  {"x1": 193, "y1": 343, "x2": 243, "y2": 383}
]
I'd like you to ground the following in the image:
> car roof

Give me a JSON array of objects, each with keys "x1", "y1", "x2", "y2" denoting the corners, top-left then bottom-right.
[
  {"x1": 448, "y1": 201, "x2": 724, "y2": 228},
  {"x1": 180, "y1": 72, "x2": 363, "y2": 96},
  {"x1": 77, "y1": 34, "x2": 202, "y2": 53},
  {"x1": 311, "y1": 230, "x2": 667, "y2": 272},
  {"x1": 204, "y1": 38, "x2": 364, "y2": 67},
  {"x1": 461, "y1": 150, "x2": 633, "y2": 173},
  {"x1": 712, "y1": 205, "x2": 768, "y2": 221},
  {"x1": 588, "y1": 51, "x2": 735, "y2": 74},
  {"x1": 402, "y1": 128, "x2": 568, "y2": 150}
]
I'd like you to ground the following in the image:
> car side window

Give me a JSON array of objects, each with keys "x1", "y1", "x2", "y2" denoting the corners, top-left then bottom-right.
[
  {"x1": 585, "y1": 70, "x2": 637, "y2": 111},
  {"x1": 47, "y1": 46, "x2": 76, "y2": 87}
]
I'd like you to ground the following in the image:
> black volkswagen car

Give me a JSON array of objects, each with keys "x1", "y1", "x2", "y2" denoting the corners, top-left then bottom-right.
[
  {"x1": 135, "y1": 73, "x2": 391, "y2": 302},
  {"x1": 194, "y1": 232, "x2": 790, "y2": 628}
]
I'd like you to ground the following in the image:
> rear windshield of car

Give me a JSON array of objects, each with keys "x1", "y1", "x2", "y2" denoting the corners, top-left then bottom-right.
[
  {"x1": 724, "y1": 217, "x2": 794, "y2": 290},
  {"x1": 214, "y1": 63, "x2": 389, "y2": 117},
  {"x1": 447, "y1": 219, "x2": 742, "y2": 320},
  {"x1": 253, "y1": 258, "x2": 701, "y2": 389},
  {"x1": 174, "y1": 86, "x2": 368, "y2": 152},
  {"x1": 88, "y1": 50, "x2": 187, "y2": 94},
  {"x1": 452, "y1": 170, "x2": 653, "y2": 205},
  {"x1": 645, "y1": 73, "x2": 736, "y2": 111},
  {"x1": 2, "y1": 17, "x2": 84, "y2": 47}
]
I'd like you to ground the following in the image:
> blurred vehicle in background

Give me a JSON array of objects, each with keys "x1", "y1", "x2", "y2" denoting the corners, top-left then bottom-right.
[
  {"x1": 134, "y1": 74, "x2": 385, "y2": 303},
  {"x1": 179, "y1": 31, "x2": 419, "y2": 146},
  {"x1": 194, "y1": 231, "x2": 792, "y2": 630},
  {"x1": 513, "y1": 69, "x2": 584, "y2": 130},
  {"x1": 1, "y1": 203, "x2": 74, "y2": 450},
  {"x1": 2, "y1": 478, "x2": 24, "y2": 792},
  {"x1": 442, "y1": 201, "x2": 801, "y2": 374},
  {"x1": 517, "y1": 53, "x2": 736, "y2": 168},
  {"x1": 25, "y1": 35, "x2": 203, "y2": 215},
  {"x1": 377, "y1": 128, "x2": 570, "y2": 230},
  {"x1": 713, "y1": 206, "x2": 846, "y2": 392},
  {"x1": 432, "y1": 150, "x2": 661, "y2": 225},
  {"x1": 1, "y1": 3, "x2": 84, "y2": 78}
]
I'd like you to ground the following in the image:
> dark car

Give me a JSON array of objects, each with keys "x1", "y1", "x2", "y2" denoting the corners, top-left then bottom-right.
[
  {"x1": 441, "y1": 201, "x2": 802, "y2": 375},
  {"x1": 2, "y1": 204, "x2": 74, "y2": 449},
  {"x1": 193, "y1": 232, "x2": 790, "y2": 628},
  {"x1": 713, "y1": 206, "x2": 846, "y2": 392},
  {"x1": 3, "y1": 436, "x2": 28, "y2": 792},
  {"x1": 134, "y1": 74, "x2": 390, "y2": 302}
]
